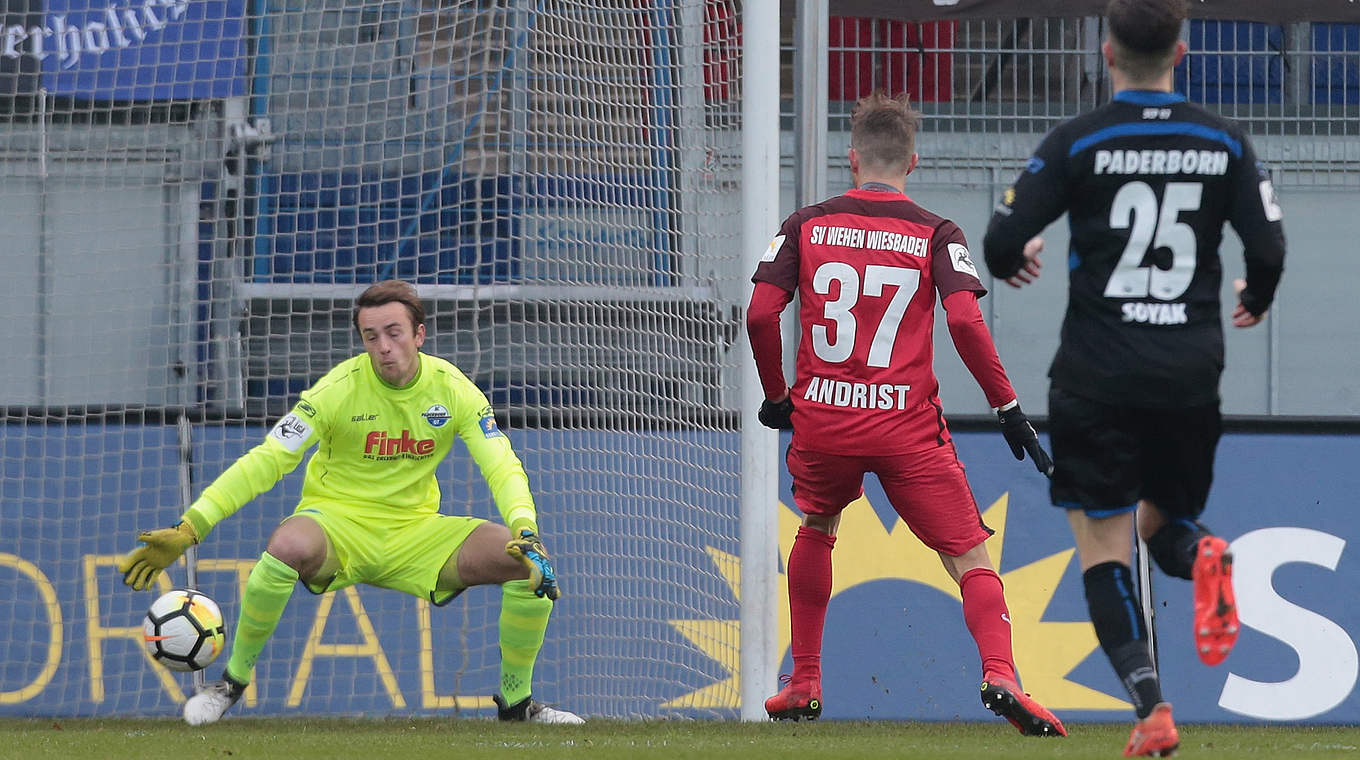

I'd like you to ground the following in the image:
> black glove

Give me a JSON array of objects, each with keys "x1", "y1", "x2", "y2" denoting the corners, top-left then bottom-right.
[
  {"x1": 758, "y1": 396, "x2": 794, "y2": 430},
  {"x1": 997, "y1": 403, "x2": 1053, "y2": 477}
]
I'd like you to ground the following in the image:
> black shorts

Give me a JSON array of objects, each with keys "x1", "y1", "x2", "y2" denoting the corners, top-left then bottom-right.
[{"x1": 1047, "y1": 386, "x2": 1221, "y2": 518}]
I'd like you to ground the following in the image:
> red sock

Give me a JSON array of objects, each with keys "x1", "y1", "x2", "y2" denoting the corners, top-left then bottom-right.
[
  {"x1": 788, "y1": 525, "x2": 835, "y2": 692},
  {"x1": 959, "y1": 567, "x2": 1017, "y2": 683}
]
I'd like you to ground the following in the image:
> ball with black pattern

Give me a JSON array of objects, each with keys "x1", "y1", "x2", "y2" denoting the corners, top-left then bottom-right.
[{"x1": 142, "y1": 588, "x2": 226, "y2": 672}]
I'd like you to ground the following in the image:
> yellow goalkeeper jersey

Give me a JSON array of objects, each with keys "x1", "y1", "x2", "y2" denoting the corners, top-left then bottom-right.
[{"x1": 181, "y1": 353, "x2": 537, "y2": 539}]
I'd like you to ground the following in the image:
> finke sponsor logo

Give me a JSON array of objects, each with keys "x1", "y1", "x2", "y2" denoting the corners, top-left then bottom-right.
[
  {"x1": 2, "y1": 0, "x2": 190, "y2": 70},
  {"x1": 364, "y1": 430, "x2": 436, "y2": 458}
]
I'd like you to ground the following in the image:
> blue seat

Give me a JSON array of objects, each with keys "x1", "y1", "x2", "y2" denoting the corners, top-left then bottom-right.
[
  {"x1": 255, "y1": 170, "x2": 520, "y2": 284},
  {"x1": 1175, "y1": 21, "x2": 1282, "y2": 105},
  {"x1": 254, "y1": 170, "x2": 676, "y2": 285},
  {"x1": 1313, "y1": 23, "x2": 1359, "y2": 104}
]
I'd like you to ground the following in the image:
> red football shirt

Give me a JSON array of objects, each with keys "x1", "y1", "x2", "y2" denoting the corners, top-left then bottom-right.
[{"x1": 751, "y1": 188, "x2": 986, "y2": 455}]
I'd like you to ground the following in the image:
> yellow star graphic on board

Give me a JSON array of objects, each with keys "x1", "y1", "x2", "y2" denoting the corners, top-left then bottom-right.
[{"x1": 663, "y1": 492, "x2": 1126, "y2": 711}]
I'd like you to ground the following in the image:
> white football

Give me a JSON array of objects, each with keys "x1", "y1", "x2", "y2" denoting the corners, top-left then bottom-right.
[{"x1": 142, "y1": 588, "x2": 226, "y2": 672}]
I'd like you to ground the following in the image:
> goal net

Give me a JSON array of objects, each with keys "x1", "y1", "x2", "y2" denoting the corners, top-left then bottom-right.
[{"x1": 0, "y1": 0, "x2": 746, "y2": 719}]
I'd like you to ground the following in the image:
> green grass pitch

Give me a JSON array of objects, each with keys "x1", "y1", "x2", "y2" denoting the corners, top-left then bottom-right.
[{"x1": 3, "y1": 718, "x2": 1359, "y2": 760}]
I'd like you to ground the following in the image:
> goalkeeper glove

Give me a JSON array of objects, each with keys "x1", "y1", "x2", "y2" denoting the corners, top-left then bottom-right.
[
  {"x1": 758, "y1": 396, "x2": 794, "y2": 430},
  {"x1": 505, "y1": 529, "x2": 561, "y2": 601},
  {"x1": 997, "y1": 402, "x2": 1054, "y2": 477},
  {"x1": 119, "y1": 521, "x2": 198, "y2": 591}
]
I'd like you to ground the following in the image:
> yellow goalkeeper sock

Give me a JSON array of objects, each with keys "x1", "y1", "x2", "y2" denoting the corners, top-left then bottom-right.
[
  {"x1": 224, "y1": 551, "x2": 298, "y2": 684},
  {"x1": 499, "y1": 579, "x2": 552, "y2": 704}
]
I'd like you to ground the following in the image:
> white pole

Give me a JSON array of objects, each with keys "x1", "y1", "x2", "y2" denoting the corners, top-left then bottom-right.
[
  {"x1": 794, "y1": 0, "x2": 829, "y2": 208},
  {"x1": 177, "y1": 413, "x2": 204, "y2": 690},
  {"x1": 739, "y1": 0, "x2": 781, "y2": 723},
  {"x1": 1137, "y1": 535, "x2": 1157, "y2": 670},
  {"x1": 37, "y1": 88, "x2": 49, "y2": 404}
]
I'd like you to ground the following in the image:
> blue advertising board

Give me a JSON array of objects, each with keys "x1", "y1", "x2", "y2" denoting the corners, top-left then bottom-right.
[
  {"x1": 5, "y1": 0, "x2": 249, "y2": 99},
  {"x1": 2, "y1": 424, "x2": 1358, "y2": 723}
]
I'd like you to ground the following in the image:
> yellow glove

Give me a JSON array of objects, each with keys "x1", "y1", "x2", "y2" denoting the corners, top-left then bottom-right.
[
  {"x1": 119, "y1": 522, "x2": 198, "y2": 590},
  {"x1": 505, "y1": 530, "x2": 560, "y2": 600}
]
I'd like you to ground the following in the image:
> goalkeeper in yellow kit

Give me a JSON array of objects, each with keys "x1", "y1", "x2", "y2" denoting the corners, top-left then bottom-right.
[{"x1": 120, "y1": 280, "x2": 583, "y2": 725}]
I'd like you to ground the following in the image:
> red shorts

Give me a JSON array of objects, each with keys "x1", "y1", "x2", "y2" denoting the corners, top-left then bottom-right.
[{"x1": 785, "y1": 441, "x2": 992, "y2": 556}]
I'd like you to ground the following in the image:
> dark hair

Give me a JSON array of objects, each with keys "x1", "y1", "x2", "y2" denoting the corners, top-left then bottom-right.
[
  {"x1": 1106, "y1": 0, "x2": 1186, "y2": 79},
  {"x1": 353, "y1": 280, "x2": 425, "y2": 333},
  {"x1": 850, "y1": 91, "x2": 922, "y2": 173}
]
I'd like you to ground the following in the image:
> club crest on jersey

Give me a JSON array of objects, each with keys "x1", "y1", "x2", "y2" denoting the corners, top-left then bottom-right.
[
  {"x1": 947, "y1": 243, "x2": 979, "y2": 278},
  {"x1": 478, "y1": 405, "x2": 503, "y2": 439},
  {"x1": 422, "y1": 404, "x2": 451, "y2": 428}
]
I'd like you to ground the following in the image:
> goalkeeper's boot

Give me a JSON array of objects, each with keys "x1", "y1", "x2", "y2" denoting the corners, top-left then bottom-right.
[
  {"x1": 1124, "y1": 702, "x2": 1179, "y2": 757},
  {"x1": 494, "y1": 693, "x2": 585, "y2": 724},
  {"x1": 764, "y1": 674, "x2": 822, "y2": 721},
  {"x1": 183, "y1": 673, "x2": 246, "y2": 726},
  {"x1": 1193, "y1": 536, "x2": 1239, "y2": 666},
  {"x1": 979, "y1": 674, "x2": 1066, "y2": 737}
]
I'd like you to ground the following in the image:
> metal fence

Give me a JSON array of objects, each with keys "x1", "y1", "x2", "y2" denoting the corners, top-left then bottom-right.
[
  {"x1": 780, "y1": 15, "x2": 1360, "y2": 418},
  {"x1": 789, "y1": 18, "x2": 1358, "y2": 130}
]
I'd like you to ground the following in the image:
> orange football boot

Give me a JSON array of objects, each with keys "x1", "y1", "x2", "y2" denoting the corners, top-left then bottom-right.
[
  {"x1": 1193, "y1": 536, "x2": 1239, "y2": 666},
  {"x1": 1124, "y1": 702, "x2": 1179, "y2": 757}
]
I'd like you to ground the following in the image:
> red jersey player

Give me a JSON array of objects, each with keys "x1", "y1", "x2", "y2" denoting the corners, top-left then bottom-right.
[{"x1": 745, "y1": 92, "x2": 1064, "y2": 736}]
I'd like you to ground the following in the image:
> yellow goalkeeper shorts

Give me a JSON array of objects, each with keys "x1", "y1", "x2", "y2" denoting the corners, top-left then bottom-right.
[{"x1": 288, "y1": 501, "x2": 484, "y2": 605}]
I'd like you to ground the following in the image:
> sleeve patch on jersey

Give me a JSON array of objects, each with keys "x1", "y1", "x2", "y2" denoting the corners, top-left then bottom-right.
[
  {"x1": 759, "y1": 234, "x2": 786, "y2": 263},
  {"x1": 947, "y1": 242, "x2": 979, "y2": 278},
  {"x1": 296, "y1": 401, "x2": 317, "y2": 418},
  {"x1": 1258, "y1": 179, "x2": 1283, "y2": 222},
  {"x1": 478, "y1": 406, "x2": 504, "y2": 439},
  {"x1": 269, "y1": 414, "x2": 313, "y2": 452},
  {"x1": 479, "y1": 415, "x2": 503, "y2": 439}
]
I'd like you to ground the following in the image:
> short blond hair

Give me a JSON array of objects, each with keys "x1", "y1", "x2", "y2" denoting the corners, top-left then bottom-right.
[{"x1": 850, "y1": 92, "x2": 922, "y2": 174}]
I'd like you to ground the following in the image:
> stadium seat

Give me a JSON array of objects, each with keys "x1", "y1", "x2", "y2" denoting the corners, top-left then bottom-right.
[
  {"x1": 1312, "y1": 23, "x2": 1359, "y2": 105},
  {"x1": 1175, "y1": 20, "x2": 1283, "y2": 105},
  {"x1": 257, "y1": 171, "x2": 521, "y2": 285},
  {"x1": 829, "y1": 17, "x2": 955, "y2": 103}
]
